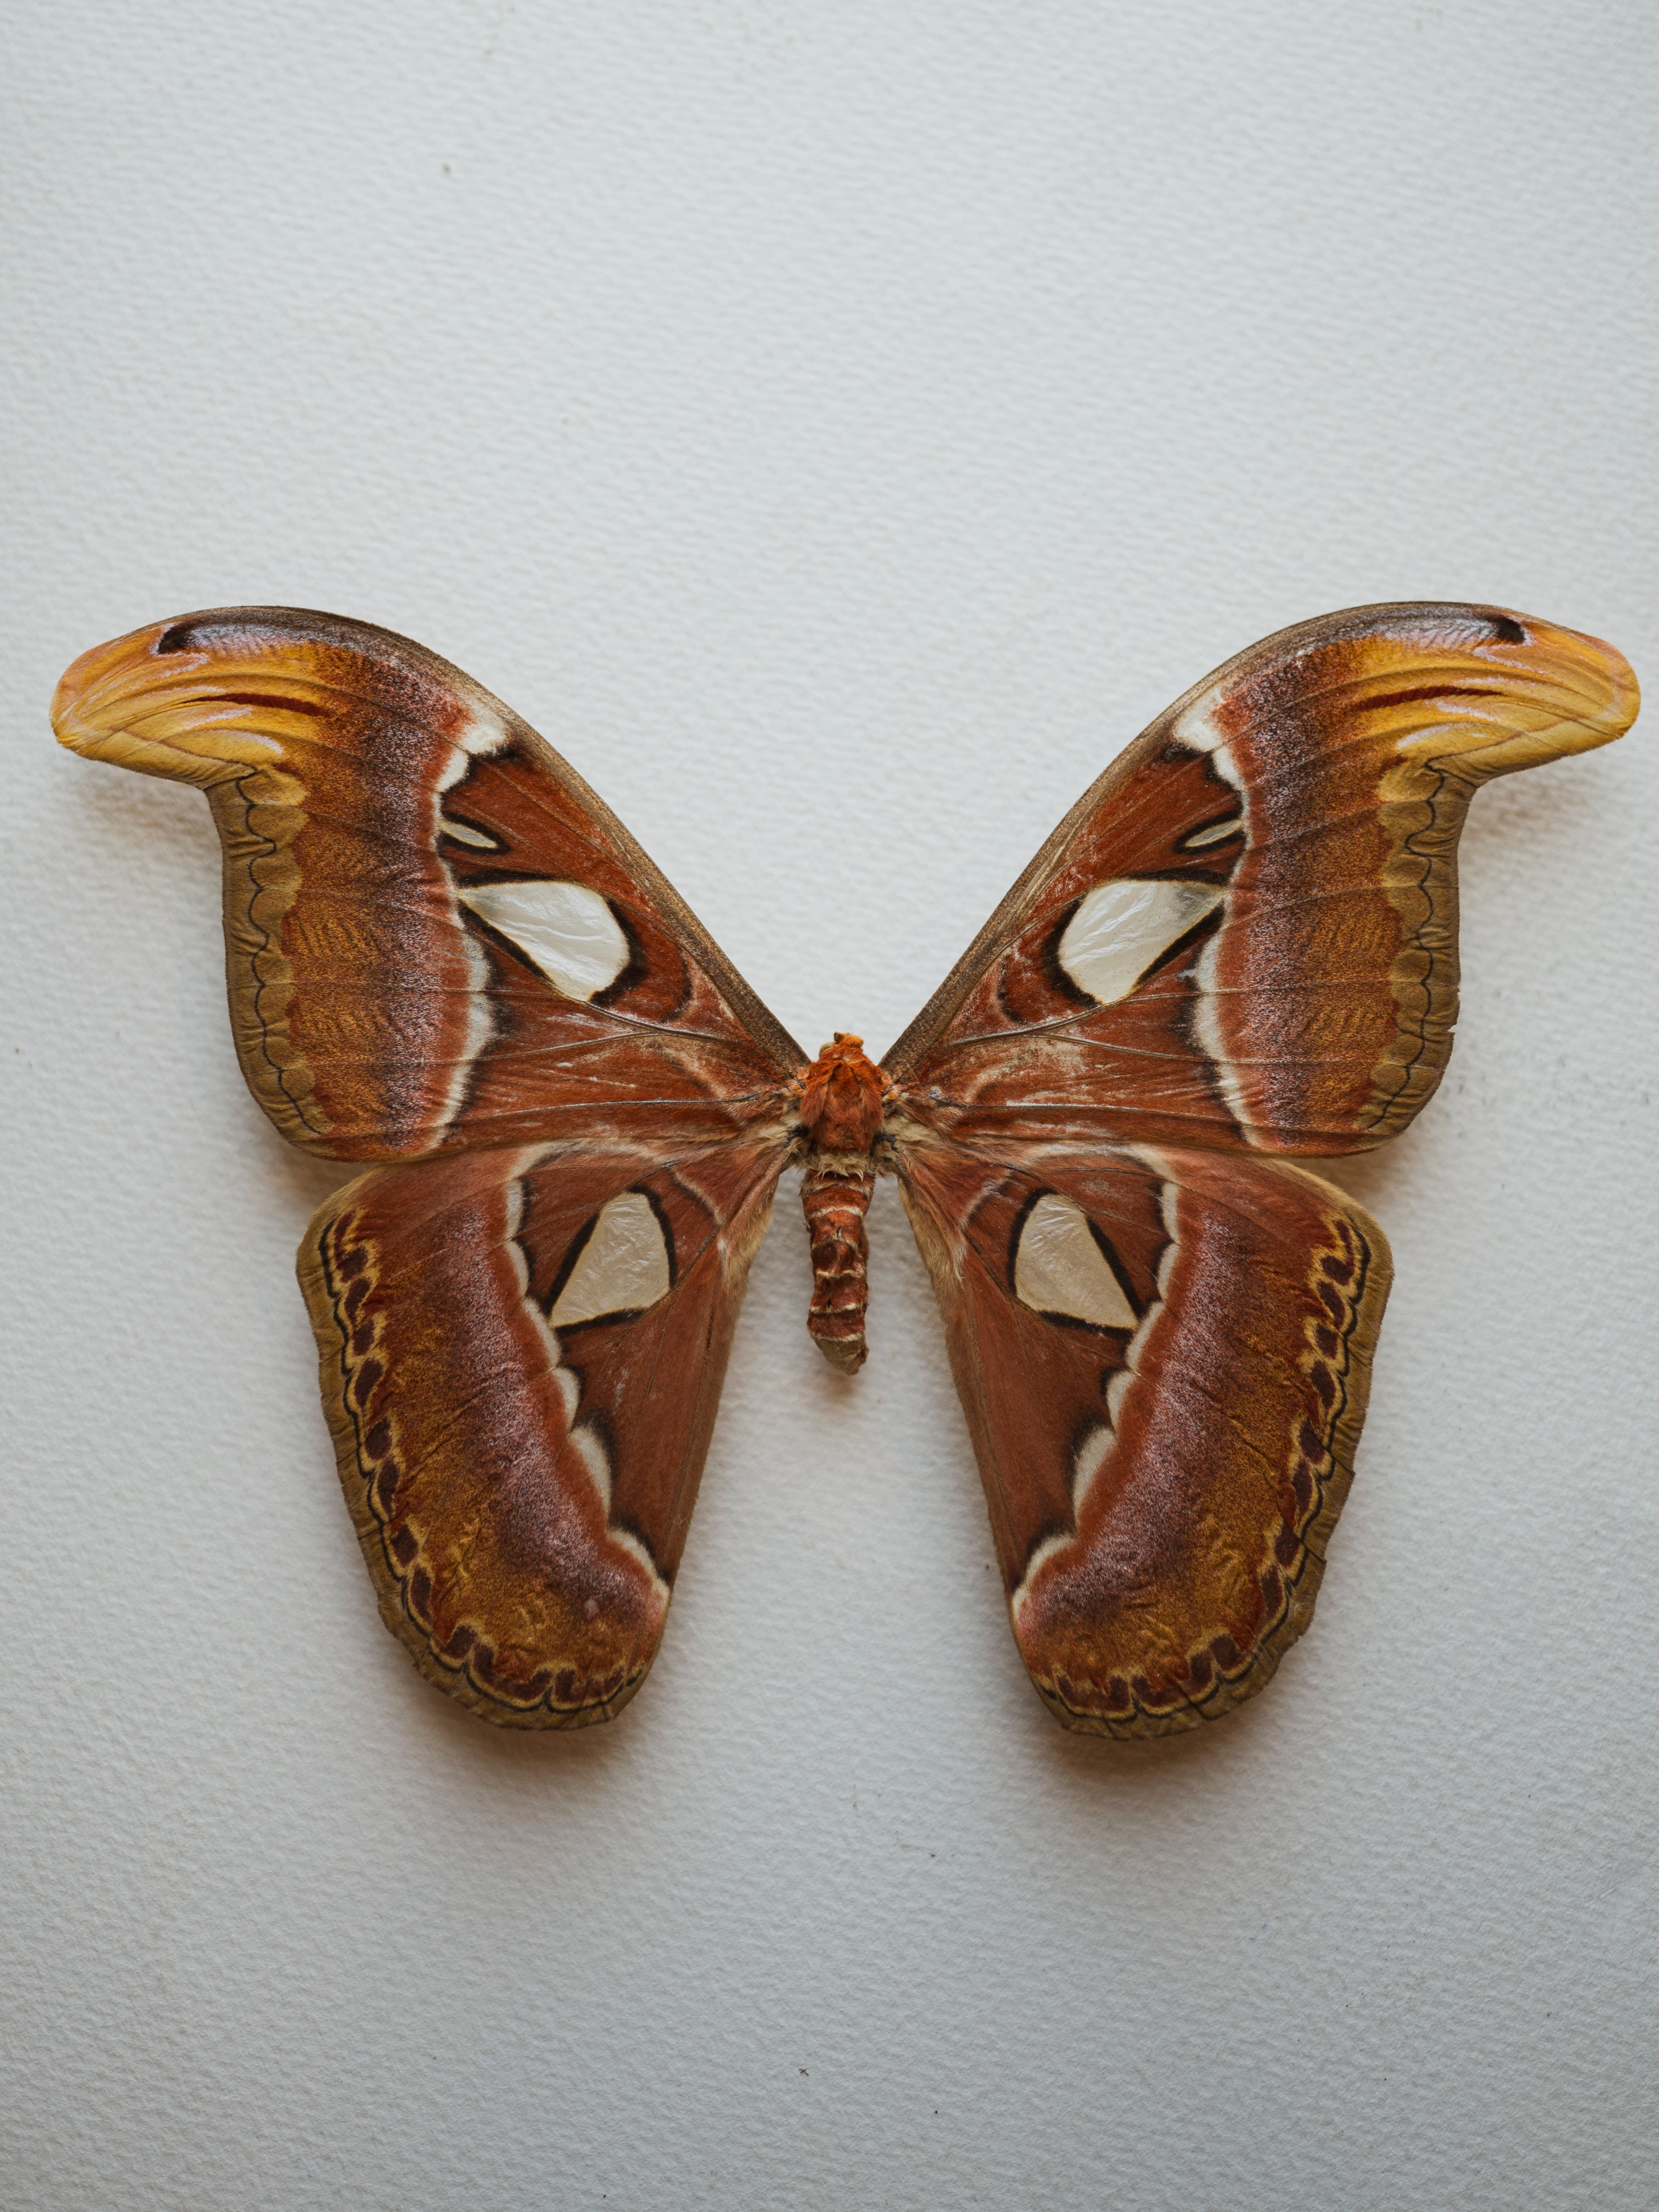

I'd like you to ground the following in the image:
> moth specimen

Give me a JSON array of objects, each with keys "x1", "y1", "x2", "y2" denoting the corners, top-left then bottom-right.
[{"x1": 53, "y1": 604, "x2": 1637, "y2": 1735}]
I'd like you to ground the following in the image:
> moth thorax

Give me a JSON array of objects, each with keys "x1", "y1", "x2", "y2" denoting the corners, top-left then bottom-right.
[{"x1": 797, "y1": 1033, "x2": 887, "y2": 1154}]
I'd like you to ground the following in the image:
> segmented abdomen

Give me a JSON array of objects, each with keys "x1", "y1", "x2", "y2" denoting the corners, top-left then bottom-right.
[{"x1": 801, "y1": 1158, "x2": 874, "y2": 1374}]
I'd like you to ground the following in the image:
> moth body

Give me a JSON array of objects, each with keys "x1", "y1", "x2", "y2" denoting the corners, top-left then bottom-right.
[{"x1": 794, "y1": 1033, "x2": 889, "y2": 1373}]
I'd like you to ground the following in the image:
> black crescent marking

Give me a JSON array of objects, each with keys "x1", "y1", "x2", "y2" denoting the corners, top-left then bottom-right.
[
  {"x1": 542, "y1": 1209, "x2": 600, "y2": 1319},
  {"x1": 590, "y1": 901, "x2": 662, "y2": 1014}
]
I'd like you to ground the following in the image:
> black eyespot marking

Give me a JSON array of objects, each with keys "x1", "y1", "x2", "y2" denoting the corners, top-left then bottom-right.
[
  {"x1": 155, "y1": 622, "x2": 198, "y2": 655},
  {"x1": 1485, "y1": 613, "x2": 1526, "y2": 644}
]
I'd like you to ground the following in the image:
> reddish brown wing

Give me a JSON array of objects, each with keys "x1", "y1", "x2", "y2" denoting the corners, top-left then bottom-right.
[
  {"x1": 53, "y1": 608, "x2": 803, "y2": 1158},
  {"x1": 299, "y1": 1133, "x2": 785, "y2": 1727},
  {"x1": 887, "y1": 605, "x2": 1637, "y2": 1156},
  {"x1": 898, "y1": 1138, "x2": 1391, "y2": 1737}
]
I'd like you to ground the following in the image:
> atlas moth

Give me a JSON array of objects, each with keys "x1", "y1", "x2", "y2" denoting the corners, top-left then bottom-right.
[{"x1": 53, "y1": 602, "x2": 1637, "y2": 1735}]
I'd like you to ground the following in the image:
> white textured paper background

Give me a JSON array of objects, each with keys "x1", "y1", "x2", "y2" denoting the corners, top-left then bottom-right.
[{"x1": 3, "y1": 5, "x2": 1655, "y2": 2206}]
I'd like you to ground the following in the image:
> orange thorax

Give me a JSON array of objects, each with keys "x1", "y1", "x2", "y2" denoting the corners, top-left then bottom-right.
[{"x1": 797, "y1": 1033, "x2": 887, "y2": 1156}]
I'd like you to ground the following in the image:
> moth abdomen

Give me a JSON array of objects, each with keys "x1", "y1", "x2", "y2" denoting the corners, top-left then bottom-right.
[{"x1": 801, "y1": 1157, "x2": 875, "y2": 1374}]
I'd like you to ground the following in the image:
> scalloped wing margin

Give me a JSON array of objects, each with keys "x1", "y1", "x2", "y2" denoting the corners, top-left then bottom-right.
[
  {"x1": 298, "y1": 1133, "x2": 785, "y2": 1728},
  {"x1": 899, "y1": 1137, "x2": 1392, "y2": 1738}
]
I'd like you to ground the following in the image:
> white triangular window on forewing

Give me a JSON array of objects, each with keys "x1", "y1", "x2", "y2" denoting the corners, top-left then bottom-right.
[
  {"x1": 459, "y1": 878, "x2": 631, "y2": 1000},
  {"x1": 1055, "y1": 878, "x2": 1223, "y2": 1004}
]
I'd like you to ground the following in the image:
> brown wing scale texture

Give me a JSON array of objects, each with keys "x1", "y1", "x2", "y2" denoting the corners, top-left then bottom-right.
[
  {"x1": 52, "y1": 608, "x2": 803, "y2": 1159},
  {"x1": 899, "y1": 1138, "x2": 1390, "y2": 1736},
  {"x1": 888, "y1": 605, "x2": 1636, "y2": 1156},
  {"x1": 300, "y1": 1135, "x2": 785, "y2": 1727}
]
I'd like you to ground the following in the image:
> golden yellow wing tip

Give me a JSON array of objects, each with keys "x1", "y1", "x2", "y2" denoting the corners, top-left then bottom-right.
[
  {"x1": 1356, "y1": 607, "x2": 1639, "y2": 778},
  {"x1": 52, "y1": 616, "x2": 301, "y2": 785}
]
